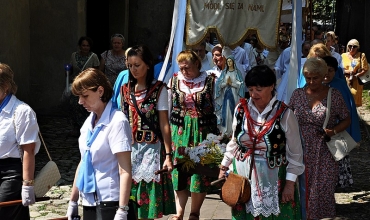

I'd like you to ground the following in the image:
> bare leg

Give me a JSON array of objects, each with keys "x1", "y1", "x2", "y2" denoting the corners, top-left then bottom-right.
[
  {"x1": 189, "y1": 192, "x2": 207, "y2": 218},
  {"x1": 174, "y1": 189, "x2": 189, "y2": 219}
]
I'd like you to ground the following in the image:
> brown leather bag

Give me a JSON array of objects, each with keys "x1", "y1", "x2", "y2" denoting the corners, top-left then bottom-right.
[{"x1": 220, "y1": 172, "x2": 251, "y2": 207}]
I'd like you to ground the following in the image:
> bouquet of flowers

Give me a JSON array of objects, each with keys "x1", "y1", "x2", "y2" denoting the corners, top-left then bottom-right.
[{"x1": 178, "y1": 133, "x2": 229, "y2": 173}]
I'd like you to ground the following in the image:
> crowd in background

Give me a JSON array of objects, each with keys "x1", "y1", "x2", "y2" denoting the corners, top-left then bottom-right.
[{"x1": 0, "y1": 20, "x2": 368, "y2": 220}]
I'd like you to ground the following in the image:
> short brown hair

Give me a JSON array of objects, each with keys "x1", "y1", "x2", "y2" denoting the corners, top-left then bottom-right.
[
  {"x1": 176, "y1": 50, "x2": 202, "y2": 70},
  {"x1": 71, "y1": 68, "x2": 113, "y2": 102},
  {"x1": 0, "y1": 63, "x2": 18, "y2": 94}
]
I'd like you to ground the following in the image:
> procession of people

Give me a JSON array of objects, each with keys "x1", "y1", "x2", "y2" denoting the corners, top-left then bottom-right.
[{"x1": 0, "y1": 6, "x2": 367, "y2": 219}]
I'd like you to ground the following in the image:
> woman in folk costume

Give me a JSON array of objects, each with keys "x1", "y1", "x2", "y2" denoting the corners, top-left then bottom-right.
[
  {"x1": 219, "y1": 65, "x2": 304, "y2": 219},
  {"x1": 120, "y1": 45, "x2": 176, "y2": 219},
  {"x1": 168, "y1": 50, "x2": 219, "y2": 220}
]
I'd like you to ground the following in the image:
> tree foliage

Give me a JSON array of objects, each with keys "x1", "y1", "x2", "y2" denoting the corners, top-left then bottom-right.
[{"x1": 312, "y1": 0, "x2": 336, "y2": 25}]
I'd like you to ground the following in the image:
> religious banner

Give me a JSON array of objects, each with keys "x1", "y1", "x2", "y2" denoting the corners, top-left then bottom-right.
[{"x1": 186, "y1": 0, "x2": 282, "y2": 49}]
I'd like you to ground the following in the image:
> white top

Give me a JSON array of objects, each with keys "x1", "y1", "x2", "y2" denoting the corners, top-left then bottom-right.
[
  {"x1": 134, "y1": 82, "x2": 168, "y2": 111},
  {"x1": 231, "y1": 46, "x2": 250, "y2": 73},
  {"x1": 221, "y1": 96, "x2": 304, "y2": 181},
  {"x1": 242, "y1": 42, "x2": 257, "y2": 68},
  {"x1": 78, "y1": 101, "x2": 132, "y2": 206},
  {"x1": 200, "y1": 52, "x2": 214, "y2": 72},
  {"x1": 0, "y1": 95, "x2": 40, "y2": 159},
  {"x1": 274, "y1": 47, "x2": 291, "y2": 80},
  {"x1": 330, "y1": 47, "x2": 344, "y2": 68}
]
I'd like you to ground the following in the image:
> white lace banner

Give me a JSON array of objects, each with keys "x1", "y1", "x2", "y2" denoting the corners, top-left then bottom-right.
[{"x1": 186, "y1": 0, "x2": 282, "y2": 49}]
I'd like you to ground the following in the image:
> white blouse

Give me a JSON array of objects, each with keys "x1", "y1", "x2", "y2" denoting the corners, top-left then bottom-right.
[
  {"x1": 78, "y1": 101, "x2": 132, "y2": 206},
  {"x1": 221, "y1": 96, "x2": 304, "y2": 181},
  {"x1": 0, "y1": 95, "x2": 40, "y2": 159}
]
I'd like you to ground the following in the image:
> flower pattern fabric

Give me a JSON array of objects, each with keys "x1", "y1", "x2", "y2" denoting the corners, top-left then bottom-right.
[{"x1": 290, "y1": 87, "x2": 349, "y2": 219}]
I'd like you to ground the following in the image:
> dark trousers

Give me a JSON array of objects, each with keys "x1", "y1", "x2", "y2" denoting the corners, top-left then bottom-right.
[
  {"x1": 0, "y1": 158, "x2": 30, "y2": 220},
  {"x1": 83, "y1": 206, "x2": 98, "y2": 219}
]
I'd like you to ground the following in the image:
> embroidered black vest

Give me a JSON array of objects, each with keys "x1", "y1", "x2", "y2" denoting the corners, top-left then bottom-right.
[
  {"x1": 234, "y1": 100, "x2": 288, "y2": 168},
  {"x1": 170, "y1": 73, "x2": 218, "y2": 134},
  {"x1": 121, "y1": 81, "x2": 165, "y2": 144}
]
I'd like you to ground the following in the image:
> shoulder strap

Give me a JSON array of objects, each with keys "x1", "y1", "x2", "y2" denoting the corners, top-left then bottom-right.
[
  {"x1": 13, "y1": 104, "x2": 53, "y2": 162},
  {"x1": 130, "y1": 93, "x2": 163, "y2": 142},
  {"x1": 81, "y1": 53, "x2": 95, "y2": 71},
  {"x1": 323, "y1": 88, "x2": 332, "y2": 129}
]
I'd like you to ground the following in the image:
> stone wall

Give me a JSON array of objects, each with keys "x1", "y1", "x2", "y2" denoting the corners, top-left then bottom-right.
[
  {"x1": 1, "y1": 0, "x2": 174, "y2": 113},
  {"x1": 29, "y1": 0, "x2": 84, "y2": 112},
  {"x1": 128, "y1": 0, "x2": 174, "y2": 61},
  {"x1": 0, "y1": 0, "x2": 31, "y2": 102}
]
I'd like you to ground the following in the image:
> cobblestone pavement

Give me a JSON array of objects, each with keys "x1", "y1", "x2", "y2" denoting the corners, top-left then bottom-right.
[{"x1": 28, "y1": 102, "x2": 370, "y2": 219}]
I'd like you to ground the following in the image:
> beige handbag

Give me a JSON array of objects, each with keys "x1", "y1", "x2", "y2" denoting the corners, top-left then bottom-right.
[
  {"x1": 324, "y1": 88, "x2": 357, "y2": 161},
  {"x1": 34, "y1": 133, "x2": 61, "y2": 197},
  {"x1": 13, "y1": 104, "x2": 61, "y2": 197}
]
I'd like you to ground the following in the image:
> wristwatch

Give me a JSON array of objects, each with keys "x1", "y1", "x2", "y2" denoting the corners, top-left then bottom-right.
[
  {"x1": 23, "y1": 179, "x2": 35, "y2": 186},
  {"x1": 119, "y1": 205, "x2": 130, "y2": 211}
]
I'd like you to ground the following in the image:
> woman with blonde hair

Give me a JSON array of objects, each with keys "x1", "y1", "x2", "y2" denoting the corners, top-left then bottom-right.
[
  {"x1": 298, "y1": 43, "x2": 344, "y2": 87},
  {"x1": 290, "y1": 58, "x2": 351, "y2": 219},
  {"x1": 306, "y1": 43, "x2": 331, "y2": 59},
  {"x1": 169, "y1": 50, "x2": 218, "y2": 220},
  {"x1": 342, "y1": 39, "x2": 369, "y2": 106}
]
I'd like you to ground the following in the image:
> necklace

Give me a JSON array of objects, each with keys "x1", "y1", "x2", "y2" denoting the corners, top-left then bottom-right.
[{"x1": 305, "y1": 87, "x2": 320, "y2": 102}]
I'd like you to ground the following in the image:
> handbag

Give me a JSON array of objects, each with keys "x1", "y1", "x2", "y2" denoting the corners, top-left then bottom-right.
[
  {"x1": 34, "y1": 133, "x2": 61, "y2": 197},
  {"x1": 324, "y1": 88, "x2": 357, "y2": 161},
  {"x1": 220, "y1": 100, "x2": 279, "y2": 207},
  {"x1": 220, "y1": 172, "x2": 251, "y2": 207},
  {"x1": 13, "y1": 104, "x2": 61, "y2": 197},
  {"x1": 357, "y1": 53, "x2": 370, "y2": 85}
]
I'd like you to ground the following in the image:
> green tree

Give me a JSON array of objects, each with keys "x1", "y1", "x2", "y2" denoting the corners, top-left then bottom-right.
[{"x1": 312, "y1": 0, "x2": 336, "y2": 26}]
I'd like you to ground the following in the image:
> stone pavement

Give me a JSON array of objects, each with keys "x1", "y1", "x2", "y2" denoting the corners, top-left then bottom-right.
[{"x1": 26, "y1": 100, "x2": 370, "y2": 219}]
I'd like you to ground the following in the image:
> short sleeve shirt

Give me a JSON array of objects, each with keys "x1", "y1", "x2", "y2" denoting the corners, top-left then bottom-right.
[
  {"x1": 78, "y1": 101, "x2": 132, "y2": 206},
  {"x1": 0, "y1": 95, "x2": 40, "y2": 159}
]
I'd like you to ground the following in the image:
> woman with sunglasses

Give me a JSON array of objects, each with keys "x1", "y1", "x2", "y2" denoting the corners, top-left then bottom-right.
[
  {"x1": 99, "y1": 34, "x2": 127, "y2": 85},
  {"x1": 120, "y1": 45, "x2": 176, "y2": 219},
  {"x1": 341, "y1": 39, "x2": 369, "y2": 106}
]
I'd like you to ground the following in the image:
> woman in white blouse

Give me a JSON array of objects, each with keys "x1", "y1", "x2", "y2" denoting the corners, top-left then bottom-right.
[
  {"x1": 67, "y1": 68, "x2": 132, "y2": 220},
  {"x1": 219, "y1": 65, "x2": 304, "y2": 219},
  {"x1": 0, "y1": 63, "x2": 41, "y2": 220}
]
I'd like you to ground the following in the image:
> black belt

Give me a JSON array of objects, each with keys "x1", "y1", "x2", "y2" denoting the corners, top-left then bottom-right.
[{"x1": 0, "y1": 158, "x2": 22, "y2": 164}]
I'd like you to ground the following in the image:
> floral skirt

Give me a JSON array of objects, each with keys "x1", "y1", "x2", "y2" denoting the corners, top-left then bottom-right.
[
  {"x1": 171, "y1": 115, "x2": 216, "y2": 193},
  {"x1": 130, "y1": 145, "x2": 176, "y2": 219},
  {"x1": 337, "y1": 155, "x2": 354, "y2": 188},
  {"x1": 231, "y1": 159, "x2": 301, "y2": 220}
]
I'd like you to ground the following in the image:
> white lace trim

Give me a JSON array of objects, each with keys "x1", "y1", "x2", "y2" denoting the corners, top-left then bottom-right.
[
  {"x1": 177, "y1": 71, "x2": 207, "y2": 84},
  {"x1": 245, "y1": 181, "x2": 280, "y2": 217},
  {"x1": 131, "y1": 142, "x2": 161, "y2": 183},
  {"x1": 235, "y1": 156, "x2": 281, "y2": 217}
]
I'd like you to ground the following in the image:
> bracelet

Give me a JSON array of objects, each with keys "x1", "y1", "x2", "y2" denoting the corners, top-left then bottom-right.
[
  {"x1": 23, "y1": 179, "x2": 35, "y2": 186},
  {"x1": 165, "y1": 152, "x2": 172, "y2": 156}
]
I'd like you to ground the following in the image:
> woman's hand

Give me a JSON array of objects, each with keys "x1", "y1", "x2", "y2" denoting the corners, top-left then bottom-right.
[
  {"x1": 281, "y1": 180, "x2": 295, "y2": 203},
  {"x1": 218, "y1": 166, "x2": 229, "y2": 179},
  {"x1": 163, "y1": 156, "x2": 173, "y2": 172}
]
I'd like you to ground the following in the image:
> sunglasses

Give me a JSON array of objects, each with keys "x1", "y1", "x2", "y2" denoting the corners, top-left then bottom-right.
[{"x1": 348, "y1": 45, "x2": 358, "y2": 49}]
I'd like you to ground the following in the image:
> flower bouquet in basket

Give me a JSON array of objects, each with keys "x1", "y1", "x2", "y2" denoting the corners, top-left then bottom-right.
[{"x1": 176, "y1": 133, "x2": 229, "y2": 177}]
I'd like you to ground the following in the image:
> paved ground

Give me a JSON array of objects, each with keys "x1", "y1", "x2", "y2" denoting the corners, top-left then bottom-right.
[{"x1": 26, "y1": 100, "x2": 370, "y2": 220}]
